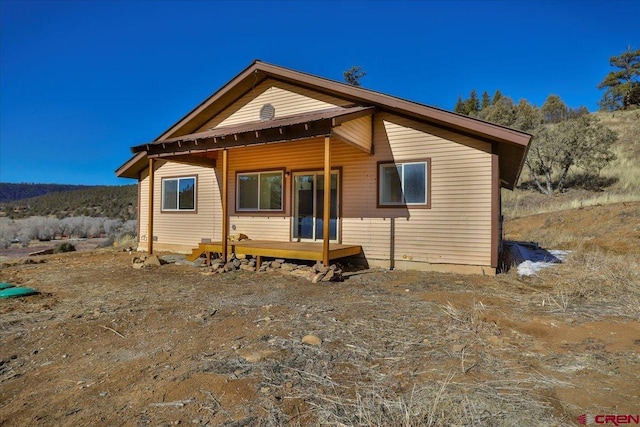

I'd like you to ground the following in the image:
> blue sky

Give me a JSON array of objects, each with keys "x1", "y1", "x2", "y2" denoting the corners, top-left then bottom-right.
[{"x1": 0, "y1": 0, "x2": 638, "y2": 185}]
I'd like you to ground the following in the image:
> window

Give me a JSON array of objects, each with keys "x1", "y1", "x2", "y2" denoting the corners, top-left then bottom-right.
[
  {"x1": 162, "y1": 177, "x2": 196, "y2": 211},
  {"x1": 237, "y1": 171, "x2": 283, "y2": 211},
  {"x1": 379, "y1": 160, "x2": 430, "y2": 207}
]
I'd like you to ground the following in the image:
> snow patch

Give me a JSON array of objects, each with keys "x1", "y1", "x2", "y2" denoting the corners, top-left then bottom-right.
[{"x1": 504, "y1": 241, "x2": 570, "y2": 277}]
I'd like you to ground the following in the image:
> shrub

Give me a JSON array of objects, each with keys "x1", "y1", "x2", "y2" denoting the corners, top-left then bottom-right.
[
  {"x1": 53, "y1": 242, "x2": 76, "y2": 254},
  {"x1": 0, "y1": 218, "x2": 18, "y2": 249},
  {"x1": 1, "y1": 216, "x2": 137, "y2": 249},
  {"x1": 114, "y1": 233, "x2": 137, "y2": 249}
]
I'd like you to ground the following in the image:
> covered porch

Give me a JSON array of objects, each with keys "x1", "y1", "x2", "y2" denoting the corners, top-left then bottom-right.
[{"x1": 129, "y1": 105, "x2": 375, "y2": 266}]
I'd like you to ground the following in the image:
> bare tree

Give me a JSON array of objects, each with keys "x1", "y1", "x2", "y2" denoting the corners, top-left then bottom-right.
[{"x1": 525, "y1": 115, "x2": 617, "y2": 195}]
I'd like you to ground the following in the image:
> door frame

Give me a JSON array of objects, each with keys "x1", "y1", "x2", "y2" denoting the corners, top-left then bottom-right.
[{"x1": 291, "y1": 169, "x2": 341, "y2": 243}]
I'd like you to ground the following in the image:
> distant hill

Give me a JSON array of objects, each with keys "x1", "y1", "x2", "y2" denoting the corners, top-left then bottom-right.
[
  {"x1": 0, "y1": 183, "x2": 94, "y2": 203},
  {"x1": 0, "y1": 184, "x2": 138, "y2": 220}
]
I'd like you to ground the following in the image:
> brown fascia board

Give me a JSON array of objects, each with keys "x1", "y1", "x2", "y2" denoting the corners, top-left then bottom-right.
[
  {"x1": 116, "y1": 152, "x2": 148, "y2": 179},
  {"x1": 253, "y1": 61, "x2": 532, "y2": 148},
  {"x1": 511, "y1": 135, "x2": 533, "y2": 189},
  {"x1": 159, "y1": 60, "x2": 531, "y2": 150}
]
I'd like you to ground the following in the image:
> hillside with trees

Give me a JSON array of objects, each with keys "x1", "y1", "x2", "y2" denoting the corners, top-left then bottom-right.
[
  {"x1": 0, "y1": 183, "x2": 95, "y2": 203},
  {"x1": 453, "y1": 47, "x2": 639, "y2": 217},
  {"x1": 0, "y1": 184, "x2": 137, "y2": 221},
  {"x1": 454, "y1": 91, "x2": 618, "y2": 194}
]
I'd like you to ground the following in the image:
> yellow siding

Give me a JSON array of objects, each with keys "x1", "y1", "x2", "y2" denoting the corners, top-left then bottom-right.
[
  {"x1": 196, "y1": 79, "x2": 351, "y2": 131},
  {"x1": 137, "y1": 78, "x2": 495, "y2": 269},
  {"x1": 215, "y1": 138, "x2": 371, "y2": 244},
  {"x1": 332, "y1": 115, "x2": 372, "y2": 153},
  {"x1": 227, "y1": 138, "x2": 338, "y2": 242},
  {"x1": 221, "y1": 112, "x2": 493, "y2": 267},
  {"x1": 358, "y1": 114, "x2": 493, "y2": 266},
  {"x1": 341, "y1": 218, "x2": 389, "y2": 259},
  {"x1": 145, "y1": 161, "x2": 219, "y2": 250},
  {"x1": 229, "y1": 216, "x2": 290, "y2": 241},
  {"x1": 137, "y1": 168, "x2": 149, "y2": 251}
]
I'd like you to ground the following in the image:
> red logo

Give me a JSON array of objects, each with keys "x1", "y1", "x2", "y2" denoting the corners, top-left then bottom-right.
[{"x1": 577, "y1": 414, "x2": 640, "y2": 425}]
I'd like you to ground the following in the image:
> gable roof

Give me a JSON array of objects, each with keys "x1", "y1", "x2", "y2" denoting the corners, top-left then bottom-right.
[{"x1": 117, "y1": 60, "x2": 531, "y2": 188}]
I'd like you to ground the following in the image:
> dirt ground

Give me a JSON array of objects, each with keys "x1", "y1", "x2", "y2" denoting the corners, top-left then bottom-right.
[{"x1": 1, "y1": 204, "x2": 639, "y2": 426}]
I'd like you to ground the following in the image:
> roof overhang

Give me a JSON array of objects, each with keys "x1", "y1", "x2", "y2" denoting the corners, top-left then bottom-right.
[
  {"x1": 115, "y1": 152, "x2": 147, "y2": 179},
  {"x1": 132, "y1": 106, "x2": 375, "y2": 159}
]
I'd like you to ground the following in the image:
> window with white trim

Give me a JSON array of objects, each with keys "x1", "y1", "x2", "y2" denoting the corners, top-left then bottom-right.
[
  {"x1": 162, "y1": 176, "x2": 196, "y2": 211},
  {"x1": 379, "y1": 161, "x2": 429, "y2": 206},
  {"x1": 237, "y1": 171, "x2": 283, "y2": 211}
]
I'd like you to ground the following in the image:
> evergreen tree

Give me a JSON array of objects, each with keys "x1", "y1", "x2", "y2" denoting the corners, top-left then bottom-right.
[
  {"x1": 492, "y1": 90, "x2": 503, "y2": 105},
  {"x1": 598, "y1": 47, "x2": 640, "y2": 110},
  {"x1": 465, "y1": 89, "x2": 480, "y2": 114},
  {"x1": 454, "y1": 96, "x2": 468, "y2": 114},
  {"x1": 541, "y1": 94, "x2": 568, "y2": 123},
  {"x1": 568, "y1": 106, "x2": 590, "y2": 119},
  {"x1": 450, "y1": 90, "x2": 617, "y2": 195},
  {"x1": 625, "y1": 82, "x2": 640, "y2": 106},
  {"x1": 481, "y1": 91, "x2": 491, "y2": 110},
  {"x1": 343, "y1": 65, "x2": 366, "y2": 86}
]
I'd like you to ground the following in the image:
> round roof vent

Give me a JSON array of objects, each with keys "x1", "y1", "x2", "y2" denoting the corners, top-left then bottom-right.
[{"x1": 259, "y1": 103, "x2": 275, "y2": 121}]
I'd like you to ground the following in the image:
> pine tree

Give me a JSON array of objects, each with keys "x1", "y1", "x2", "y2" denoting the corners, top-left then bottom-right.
[
  {"x1": 541, "y1": 94, "x2": 568, "y2": 123},
  {"x1": 343, "y1": 65, "x2": 366, "y2": 86},
  {"x1": 481, "y1": 91, "x2": 491, "y2": 110},
  {"x1": 492, "y1": 90, "x2": 503, "y2": 105},
  {"x1": 454, "y1": 96, "x2": 468, "y2": 114},
  {"x1": 465, "y1": 89, "x2": 480, "y2": 114},
  {"x1": 598, "y1": 47, "x2": 640, "y2": 110}
]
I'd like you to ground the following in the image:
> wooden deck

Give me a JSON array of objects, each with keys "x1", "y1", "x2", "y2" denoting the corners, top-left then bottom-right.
[{"x1": 186, "y1": 240, "x2": 362, "y2": 265}]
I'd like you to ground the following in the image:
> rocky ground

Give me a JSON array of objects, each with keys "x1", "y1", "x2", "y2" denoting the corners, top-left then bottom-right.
[{"x1": 1, "y1": 203, "x2": 639, "y2": 426}]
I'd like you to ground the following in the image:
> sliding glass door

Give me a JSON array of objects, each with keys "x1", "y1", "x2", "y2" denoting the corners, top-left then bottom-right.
[{"x1": 292, "y1": 172, "x2": 338, "y2": 241}]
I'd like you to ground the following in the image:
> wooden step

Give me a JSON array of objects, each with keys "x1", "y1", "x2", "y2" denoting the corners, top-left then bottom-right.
[{"x1": 185, "y1": 245, "x2": 205, "y2": 262}]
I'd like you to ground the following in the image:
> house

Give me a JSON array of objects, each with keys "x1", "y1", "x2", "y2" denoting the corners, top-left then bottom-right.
[{"x1": 116, "y1": 61, "x2": 531, "y2": 275}]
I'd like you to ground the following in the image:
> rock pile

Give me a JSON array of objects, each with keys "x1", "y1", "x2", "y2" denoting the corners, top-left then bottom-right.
[
  {"x1": 202, "y1": 254, "x2": 256, "y2": 273},
  {"x1": 200, "y1": 255, "x2": 343, "y2": 282},
  {"x1": 132, "y1": 248, "x2": 344, "y2": 282},
  {"x1": 131, "y1": 254, "x2": 163, "y2": 269}
]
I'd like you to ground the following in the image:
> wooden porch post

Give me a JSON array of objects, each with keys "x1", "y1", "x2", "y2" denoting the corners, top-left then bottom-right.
[
  {"x1": 221, "y1": 149, "x2": 229, "y2": 263},
  {"x1": 148, "y1": 157, "x2": 154, "y2": 254},
  {"x1": 323, "y1": 136, "x2": 331, "y2": 265}
]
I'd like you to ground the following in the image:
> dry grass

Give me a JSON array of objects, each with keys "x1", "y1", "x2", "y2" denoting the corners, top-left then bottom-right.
[
  {"x1": 287, "y1": 366, "x2": 559, "y2": 426},
  {"x1": 504, "y1": 200, "x2": 640, "y2": 320},
  {"x1": 602, "y1": 145, "x2": 640, "y2": 194},
  {"x1": 539, "y1": 248, "x2": 640, "y2": 320},
  {"x1": 209, "y1": 283, "x2": 564, "y2": 426},
  {"x1": 114, "y1": 233, "x2": 137, "y2": 249},
  {"x1": 440, "y1": 300, "x2": 488, "y2": 335},
  {"x1": 3, "y1": 198, "x2": 640, "y2": 426},
  {"x1": 503, "y1": 190, "x2": 639, "y2": 220}
]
